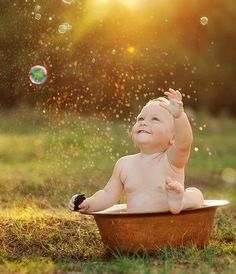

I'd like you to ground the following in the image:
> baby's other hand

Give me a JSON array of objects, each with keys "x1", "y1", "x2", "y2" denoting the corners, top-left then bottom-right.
[
  {"x1": 160, "y1": 88, "x2": 184, "y2": 118},
  {"x1": 67, "y1": 194, "x2": 90, "y2": 212},
  {"x1": 68, "y1": 194, "x2": 78, "y2": 211},
  {"x1": 77, "y1": 199, "x2": 90, "y2": 212}
]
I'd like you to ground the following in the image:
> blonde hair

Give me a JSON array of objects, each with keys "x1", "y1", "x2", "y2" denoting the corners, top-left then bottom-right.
[{"x1": 145, "y1": 97, "x2": 169, "y2": 107}]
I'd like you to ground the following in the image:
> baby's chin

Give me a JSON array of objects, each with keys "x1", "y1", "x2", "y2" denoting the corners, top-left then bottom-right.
[
  {"x1": 133, "y1": 139, "x2": 156, "y2": 148},
  {"x1": 133, "y1": 138, "x2": 170, "y2": 151}
]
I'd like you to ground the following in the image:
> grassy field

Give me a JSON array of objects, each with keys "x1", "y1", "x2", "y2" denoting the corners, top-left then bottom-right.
[{"x1": 0, "y1": 108, "x2": 235, "y2": 274}]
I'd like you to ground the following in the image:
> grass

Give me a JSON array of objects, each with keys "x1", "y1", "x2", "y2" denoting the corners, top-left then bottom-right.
[{"x1": 0, "y1": 108, "x2": 236, "y2": 273}]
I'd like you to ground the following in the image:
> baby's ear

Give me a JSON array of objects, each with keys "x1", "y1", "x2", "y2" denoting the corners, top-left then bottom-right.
[{"x1": 169, "y1": 138, "x2": 174, "y2": 146}]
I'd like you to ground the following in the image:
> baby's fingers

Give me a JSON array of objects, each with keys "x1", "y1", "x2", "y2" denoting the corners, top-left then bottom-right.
[
  {"x1": 68, "y1": 196, "x2": 77, "y2": 211},
  {"x1": 68, "y1": 201, "x2": 75, "y2": 211},
  {"x1": 168, "y1": 88, "x2": 182, "y2": 101},
  {"x1": 174, "y1": 89, "x2": 182, "y2": 101},
  {"x1": 164, "y1": 91, "x2": 175, "y2": 98},
  {"x1": 78, "y1": 201, "x2": 89, "y2": 212}
]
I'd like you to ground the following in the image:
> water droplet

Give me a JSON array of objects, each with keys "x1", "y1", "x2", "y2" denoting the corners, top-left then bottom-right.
[{"x1": 200, "y1": 16, "x2": 208, "y2": 26}]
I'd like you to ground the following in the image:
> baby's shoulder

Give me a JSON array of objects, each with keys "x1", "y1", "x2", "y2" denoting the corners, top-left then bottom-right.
[{"x1": 116, "y1": 154, "x2": 138, "y2": 166}]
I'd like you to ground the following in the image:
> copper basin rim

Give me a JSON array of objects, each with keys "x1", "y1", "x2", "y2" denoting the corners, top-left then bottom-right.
[{"x1": 81, "y1": 200, "x2": 230, "y2": 253}]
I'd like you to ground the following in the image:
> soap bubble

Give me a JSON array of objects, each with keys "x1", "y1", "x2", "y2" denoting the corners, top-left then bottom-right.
[
  {"x1": 58, "y1": 23, "x2": 72, "y2": 34},
  {"x1": 29, "y1": 65, "x2": 47, "y2": 85},
  {"x1": 200, "y1": 16, "x2": 208, "y2": 26},
  {"x1": 35, "y1": 13, "x2": 41, "y2": 20},
  {"x1": 34, "y1": 5, "x2": 41, "y2": 12},
  {"x1": 62, "y1": 0, "x2": 74, "y2": 4}
]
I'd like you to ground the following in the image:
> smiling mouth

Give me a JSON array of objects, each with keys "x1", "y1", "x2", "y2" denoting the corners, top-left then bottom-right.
[{"x1": 138, "y1": 130, "x2": 151, "y2": 134}]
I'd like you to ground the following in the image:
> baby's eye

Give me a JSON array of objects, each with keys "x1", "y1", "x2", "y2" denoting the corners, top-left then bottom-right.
[
  {"x1": 152, "y1": 117, "x2": 160, "y2": 121},
  {"x1": 137, "y1": 117, "x2": 144, "y2": 121}
]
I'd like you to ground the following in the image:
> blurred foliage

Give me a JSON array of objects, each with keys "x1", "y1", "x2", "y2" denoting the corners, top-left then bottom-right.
[{"x1": 0, "y1": 0, "x2": 236, "y2": 117}]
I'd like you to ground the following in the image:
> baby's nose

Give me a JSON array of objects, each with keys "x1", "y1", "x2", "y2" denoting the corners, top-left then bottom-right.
[{"x1": 140, "y1": 119, "x2": 147, "y2": 125}]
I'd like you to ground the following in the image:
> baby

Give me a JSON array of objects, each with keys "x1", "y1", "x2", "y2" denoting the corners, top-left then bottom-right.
[{"x1": 68, "y1": 88, "x2": 204, "y2": 214}]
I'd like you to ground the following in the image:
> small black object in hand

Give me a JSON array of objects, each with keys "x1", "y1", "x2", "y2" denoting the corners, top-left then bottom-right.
[{"x1": 73, "y1": 194, "x2": 86, "y2": 211}]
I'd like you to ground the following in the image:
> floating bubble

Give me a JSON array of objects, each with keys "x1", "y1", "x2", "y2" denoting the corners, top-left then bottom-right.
[
  {"x1": 34, "y1": 5, "x2": 41, "y2": 12},
  {"x1": 29, "y1": 65, "x2": 47, "y2": 85},
  {"x1": 64, "y1": 22, "x2": 72, "y2": 30},
  {"x1": 58, "y1": 23, "x2": 72, "y2": 34},
  {"x1": 200, "y1": 16, "x2": 208, "y2": 26},
  {"x1": 221, "y1": 168, "x2": 236, "y2": 184},
  {"x1": 62, "y1": 0, "x2": 74, "y2": 4},
  {"x1": 35, "y1": 13, "x2": 41, "y2": 20}
]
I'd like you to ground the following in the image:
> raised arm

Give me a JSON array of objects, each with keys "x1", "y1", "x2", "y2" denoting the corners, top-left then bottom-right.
[
  {"x1": 74, "y1": 158, "x2": 124, "y2": 212},
  {"x1": 160, "y1": 88, "x2": 193, "y2": 168}
]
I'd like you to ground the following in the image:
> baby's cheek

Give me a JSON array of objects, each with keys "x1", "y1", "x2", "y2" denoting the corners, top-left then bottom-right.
[{"x1": 131, "y1": 130, "x2": 136, "y2": 141}]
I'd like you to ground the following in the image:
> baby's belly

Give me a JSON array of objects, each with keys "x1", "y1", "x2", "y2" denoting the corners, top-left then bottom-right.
[{"x1": 126, "y1": 191, "x2": 169, "y2": 213}]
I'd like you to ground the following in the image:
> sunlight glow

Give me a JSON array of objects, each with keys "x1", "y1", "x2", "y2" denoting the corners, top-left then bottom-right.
[
  {"x1": 93, "y1": 0, "x2": 142, "y2": 9},
  {"x1": 67, "y1": 0, "x2": 147, "y2": 45},
  {"x1": 127, "y1": 46, "x2": 136, "y2": 53},
  {"x1": 93, "y1": 0, "x2": 110, "y2": 5},
  {"x1": 119, "y1": 0, "x2": 141, "y2": 8}
]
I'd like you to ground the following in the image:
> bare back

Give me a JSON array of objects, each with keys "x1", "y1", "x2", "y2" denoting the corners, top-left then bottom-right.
[{"x1": 119, "y1": 153, "x2": 184, "y2": 213}]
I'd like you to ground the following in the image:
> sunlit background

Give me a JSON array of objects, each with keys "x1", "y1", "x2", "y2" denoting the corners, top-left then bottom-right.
[
  {"x1": 1, "y1": 0, "x2": 235, "y2": 116},
  {"x1": 0, "y1": 0, "x2": 236, "y2": 193}
]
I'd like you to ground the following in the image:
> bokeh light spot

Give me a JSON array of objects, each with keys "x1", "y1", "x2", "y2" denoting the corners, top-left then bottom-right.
[
  {"x1": 222, "y1": 168, "x2": 236, "y2": 184},
  {"x1": 127, "y1": 46, "x2": 136, "y2": 53}
]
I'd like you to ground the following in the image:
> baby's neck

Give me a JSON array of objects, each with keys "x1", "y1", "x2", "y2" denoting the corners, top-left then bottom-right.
[{"x1": 139, "y1": 151, "x2": 163, "y2": 161}]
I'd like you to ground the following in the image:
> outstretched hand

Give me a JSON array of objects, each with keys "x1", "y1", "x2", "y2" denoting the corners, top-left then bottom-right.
[{"x1": 159, "y1": 88, "x2": 184, "y2": 118}]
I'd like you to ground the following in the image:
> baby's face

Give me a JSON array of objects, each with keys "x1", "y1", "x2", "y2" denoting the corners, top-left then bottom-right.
[{"x1": 132, "y1": 103, "x2": 174, "y2": 151}]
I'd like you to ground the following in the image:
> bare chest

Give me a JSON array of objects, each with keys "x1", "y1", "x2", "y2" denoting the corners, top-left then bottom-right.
[{"x1": 122, "y1": 159, "x2": 183, "y2": 193}]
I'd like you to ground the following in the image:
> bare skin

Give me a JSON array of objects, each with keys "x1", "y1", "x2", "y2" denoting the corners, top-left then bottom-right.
[{"x1": 68, "y1": 88, "x2": 204, "y2": 214}]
